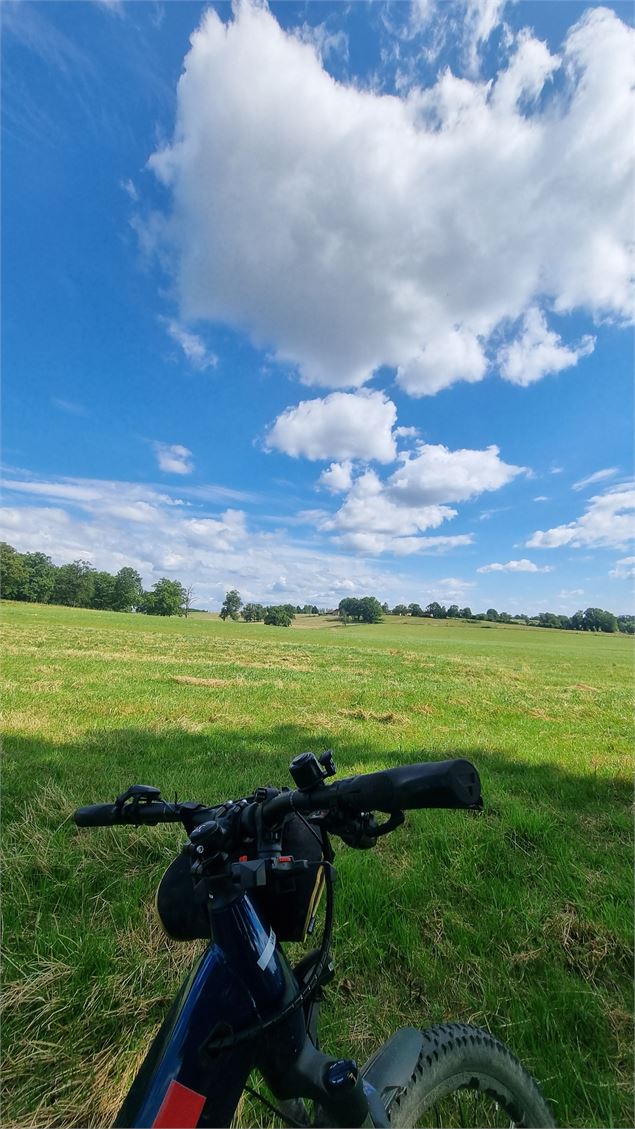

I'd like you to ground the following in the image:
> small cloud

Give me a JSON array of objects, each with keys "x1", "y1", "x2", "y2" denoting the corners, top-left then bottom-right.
[
  {"x1": 120, "y1": 177, "x2": 139, "y2": 202},
  {"x1": 52, "y1": 398, "x2": 89, "y2": 417},
  {"x1": 557, "y1": 588, "x2": 584, "y2": 599},
  {"x1": 161, "y1": 317, "x2": 218, "y2": 371},
  {"x1": 609, "y1": 556, "x2": 635, "y2": 580},
  {"x1": 533, "y1": 496, "x2": 549, "y2": 502},
  {"x1": 154, "y1": 442, "x2": 194, "y2": 475},
  {"x1": 572, "y1": 467, "x2": 619, "y2": 491},
  {"x1": 478, "y1": 559, "x2": 553, "y2": 573},
  {"x1": 318, "y1": 460, "x2": 354, "y2": 494},
  {"x1": 550, "y1": 466, "x2": 564, "y2": 475},
  {"x1": 498, "y1": 307, "x2": 595, "y2": 387},
  {"x1": 394, "y1": 425, "x2": 419, "y2": 439}
]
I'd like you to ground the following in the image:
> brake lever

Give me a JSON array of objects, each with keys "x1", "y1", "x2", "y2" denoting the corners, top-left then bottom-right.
[{"x1": 114, "y1": 784, "x2": 162, "y2": 814}]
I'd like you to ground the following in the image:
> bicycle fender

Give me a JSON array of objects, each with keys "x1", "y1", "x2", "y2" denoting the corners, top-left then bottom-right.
[{"x1": 361, "y1": 1027, "x2": 425, "y2": 1108}]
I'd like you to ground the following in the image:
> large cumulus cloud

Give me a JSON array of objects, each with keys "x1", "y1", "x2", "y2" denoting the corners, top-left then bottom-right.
[{"x1": 149, "y1": 1, "x2": 633, "y2": 395}]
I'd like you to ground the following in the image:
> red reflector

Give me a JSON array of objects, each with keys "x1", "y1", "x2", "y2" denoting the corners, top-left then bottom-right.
[
  {"x1": 152, "y1": 1080, "x2": 206, "y2": 1128},
  {"x1": 278, "y1": 855, "x2": 292, "y2": 863},
  {"x1": 238, "y1": 854, "x2": 248, "y2": 862}
]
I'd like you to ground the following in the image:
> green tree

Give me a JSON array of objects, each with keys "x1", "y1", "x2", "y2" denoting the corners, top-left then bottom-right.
[
  {"x1": 220, "y1": 589, "x2": 242, "y2": 621},
  {"x1": 52, "y1": 560, "x2": 96, "y2": 607},
  {"x1": 408, "y1": 603, "x2": 424, "y2": 617},
  {"x1": 91, "y1": 571, "x2": 117, "y2": 610},
  {"x1": 21, "y1": 552, "x2": 56, "y2": 603},
  {"x1": 142, "y1": 578, "x2": 186, "y2": 616},
  {"x1": 113, "y1": 567, "x2": 143, "y2": 612},
  {"x1": 617, "y1": 614, "x2": 635, "y2": 634},
  {"x1": 447, "y1": 604, "x2": 460, "y2": 618},
  {"x1": 426, "y1": 602, "x2": 447, "y2": 619},
  {"x1": 485, "y1": 608, "x2": 500, "y2": 622},
  {"x1": 393, "y1": 604, "x2": 409, "y2": 616},
  {"x1": 242, "y1": 602, "x2": 265, "y2": 622},
  {"x1": 0, "y1": 543, "x2": 28, "y2": 600},
  {"x1": 459, "y1": 607, "x2": 472, "y2": 620},
  {"x1": 264, "y1": 605, "x2": 294, "y2": 626}
]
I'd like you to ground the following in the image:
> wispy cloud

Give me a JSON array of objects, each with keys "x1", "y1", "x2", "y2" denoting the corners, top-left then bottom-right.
[
  {"x1": 572, "y1": 467, "x2": 619, "y2": 491},
  {"x1": 52, "y1": 398, "x2": 89, "y2": 417},
  {"x1": 161, "y1": 318, "x2": 218, "y2": 372},
  {"x1": 478, "y1": 559, "x2": 553, "y2": 574}
]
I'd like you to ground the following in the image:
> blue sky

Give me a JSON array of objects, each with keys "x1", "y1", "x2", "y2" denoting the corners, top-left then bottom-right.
[{"x1": 2, "y1": 0, "x2": 633, "y2": 612}]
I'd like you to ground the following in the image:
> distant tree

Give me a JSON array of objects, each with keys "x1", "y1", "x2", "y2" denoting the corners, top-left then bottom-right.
[
  {"x1": 52, "y1": 560, "x2": 96, "y2": 607},
  {"x1": 0, "y1": 543, "x2": 28, "y2": 600},
  {"x1": 408, "y1": 603, "x2": 424, "y2": 617},
  {"x1": 142, "y1": 578, "x2": 186, "y2": 616},
  {"x1": 499, "y1": 611, "x2": 512, "y2": 624},
  {"x1": 113, "y1": 567, "x2": 143, "y2": 612},
  {"x1": 183, "y1": 585, "x2": 196, "y2": 618},
  {"x1": 220, "y1": 589, "x2": 242, "y2": 621},
  {"x1": 242, "y1": 602, "x2": 265, "y2": 622},
  {"x1": 485, "y1": 608, "x2": 499, "y2": 622},
  {"x1": 311, "y1": 605, "x2": 319, "y2": 615},
  {"x1": 425, "y1": 602, "x2": 447, "y2": 619},
  {"x1": 393, "y1": 604, "x2": 409, "y2": 616},
  {"x1": 583, "y1": 607, "x2": 618, "y2": 633},
  {"x1": 339, "y1": 596, "x2": 383, "y2": 623},
  {"x1": 264, "y1": 605, "x2": 294, "y2": 627},
  {"x1": 569, "y1": 610, "x2": 585, "y2": 631},
  {"x1": 382, "y1": 602, "x2": 390, "y2": 614},
  {"x1": 617, "y1": 614, "x2": 635, "y2": 634},
  {"x1": 459, "y1": 607, "x2": 472, "y2": 620},
  {"x1": 91, "y1": 571, "x2": 117, "y2": 610},
  {"x1": 447, "y1": 605, "x2": 460, "y2": 618},
  {"x1": 21, "y1": 552, "x2": 56, "y2": 603}
]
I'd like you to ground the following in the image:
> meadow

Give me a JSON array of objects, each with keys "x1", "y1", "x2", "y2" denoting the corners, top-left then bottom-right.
[{"x1": 1, "y1": 601, "x2": 632, "y2": 1128}]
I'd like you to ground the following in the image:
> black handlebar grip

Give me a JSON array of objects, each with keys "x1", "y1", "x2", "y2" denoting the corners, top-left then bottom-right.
[
  {"x1": 336, "y1": 758, "x2": 481, "y2": 813},
  {"x1": 73, "y1": 804, "x2": 118, "y2": 827}
]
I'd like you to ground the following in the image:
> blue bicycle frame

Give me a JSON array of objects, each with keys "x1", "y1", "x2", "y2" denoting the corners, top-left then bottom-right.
[{"x1": 115, "y1": 891, "x2": 384, "y2": 1129}]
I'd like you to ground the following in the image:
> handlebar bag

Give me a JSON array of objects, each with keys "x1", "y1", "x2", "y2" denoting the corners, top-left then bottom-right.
[{"x1": 156, "y1": 814, "x2": 325, "y2": 943}]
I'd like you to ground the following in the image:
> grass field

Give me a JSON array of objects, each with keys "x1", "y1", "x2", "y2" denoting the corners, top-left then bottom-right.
[{"x1": 1, "y1": 601, "x2": 633, "y2": 1128}]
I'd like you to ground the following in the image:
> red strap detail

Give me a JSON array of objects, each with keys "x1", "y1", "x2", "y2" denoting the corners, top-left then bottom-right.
[{"x1": 152, "y1": 1080, "x2": 206, "y2": 1128}]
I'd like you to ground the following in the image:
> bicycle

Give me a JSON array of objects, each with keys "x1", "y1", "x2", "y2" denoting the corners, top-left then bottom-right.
[{"x1": 74, "y1": 752, "x2": 557, "y2": 1128}]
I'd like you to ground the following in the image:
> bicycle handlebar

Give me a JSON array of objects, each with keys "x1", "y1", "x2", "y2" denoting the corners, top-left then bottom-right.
[{"x1": 73, "y1": 757, "x2": 482, "y2": 834}]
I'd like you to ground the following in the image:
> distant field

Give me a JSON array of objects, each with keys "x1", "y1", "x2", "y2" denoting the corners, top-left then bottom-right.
[{"x1": 2, "y1": 601, "x2": 633, "y2": 1127}]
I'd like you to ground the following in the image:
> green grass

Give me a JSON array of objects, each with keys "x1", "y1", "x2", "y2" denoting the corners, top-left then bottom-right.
[{"x1": 1, "y1": 601, "x2": 633, "y2": 1127}]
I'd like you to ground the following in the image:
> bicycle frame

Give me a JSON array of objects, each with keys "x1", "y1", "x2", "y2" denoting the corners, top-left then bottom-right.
[{"x1": 115, "y1": 890, "x2": 384, "y2": 1129}]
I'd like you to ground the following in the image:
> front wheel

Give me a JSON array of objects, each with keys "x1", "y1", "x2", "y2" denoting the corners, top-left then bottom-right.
[{"x1": 386, "y1": 1023, "x2": 556, "y2": 1128}]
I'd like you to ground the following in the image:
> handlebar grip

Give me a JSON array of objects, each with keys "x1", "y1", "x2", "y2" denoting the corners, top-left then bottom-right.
[
  {"x1": 74, "y1": 804, "x2": 118, "y2": 827},
  {"x1": 336, "y1": 758, "x2": 481, "y2": 813}
]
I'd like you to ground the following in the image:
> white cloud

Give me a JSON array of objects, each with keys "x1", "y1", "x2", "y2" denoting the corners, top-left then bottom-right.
[
  {"x1": 477, "y1": 558, "x2": 553, "y2": 573},
  {"x1": 266, "y1": 391, "x2": 397, "y2": 463},
  {"x1": 527, "y1": 484, "x2": 635, "y2": 550},
  {"x1": 533, "y1": 496, "x2": 549, "y2": 502},
  {"x1": 609, "y1": 556, "x2": 635, "y2": 580},
  {"x1": 572, "y1": 467, "x2": 619, "y2": 492},
  {"x1": 52, "y1": 398, "x2": 89, "y2": 417},
  {"x1": 497, "y1": 307, "x2": 595, "y2": 387},
  {"x1": 161, "y1": 318, "x2": 218, "y2": 371},
  {"x1": 318, "y1": 460, "x2": 354, "y2": 494},
  {"x1": 0, "y1": 474, "x2": 417, "y2": 608},
  {"x1": 148, "y1": 2, "x2": 633, "y2": 396},
  {"x1": 388, "y1": 443, "x2": 524, "y2": 505},
  {"x1": 154, "y1": 442, "x2": 194, "y2": 475},
  {"x1": 120, "y1": 177, "x2": 138, "y2": 201}
]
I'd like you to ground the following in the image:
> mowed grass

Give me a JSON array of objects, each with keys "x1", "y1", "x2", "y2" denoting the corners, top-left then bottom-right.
[{"x1": 1, "y1": 601, "x2": 632, "y2": 1128}]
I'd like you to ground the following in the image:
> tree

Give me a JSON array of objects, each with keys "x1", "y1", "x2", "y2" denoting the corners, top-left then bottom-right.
[
  {"x1": 311, "y1": 605, "x2": 319, "y2": 615},
  {"x1": 393, "y1": 604, "x2": 409, "y2": 616},
  {"x1": 338, "y1": 596, "x2": 383, "y2": 623},
  {"x1": 183, "y1": 585, "x2": 195, "y2": 618},
  {"x1": 617, "y1": 614, "x2": 635, "y2": 634},
  {"x1": 113, "y1": 567, "x2": 143, "y2": 612},
  {"x1": 264, "y1": 605, "x2": 294, "y2": 626},
  {"x1": 91, "y1": 571, "x2": 117, "y2": 610},
  {"x1": 447, "y1": 605, "x2": 460, "y2": 618},
  {"x1": 220, "y1": 589, "x2": 242, "y2": 621},
  {"x1": 583, "y1": 607, "x2": 618, "y2": 633},
  {"x1": 142, "y1": 578, "x2": 186, "y2": 616},
  {"x1": 425, "y1": 602, "x2": 447, "y2": 619},
  {"x1": 0, "y1": 543, "x2": 28, "y2": 600},
  {"x1": 52, "y1": 560, "x2": 96, "y2": 607},
  {"x1": 459, "y1": 607, "x2": 472, "y2": 620},
  {"x1": 21, "y1": 552, "x2": 56, "y2": 603},
  {"x1": 242, "y1": 602, "x2": 265, "y2": 622},
  {"x1": 408, "y1": 603, "x2": 424, "y2": 617},
  {"x1": 485, "y1": 608, "x2": 499, "y2": 622}
]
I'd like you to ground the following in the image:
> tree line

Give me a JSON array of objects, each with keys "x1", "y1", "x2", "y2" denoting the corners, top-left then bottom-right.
[
  {"x1": 382, "y1": 601, "x2": 633, "y2": 634},
  {"x1": 1, "y1": 543, "x2": 632, "y2": 632}
]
